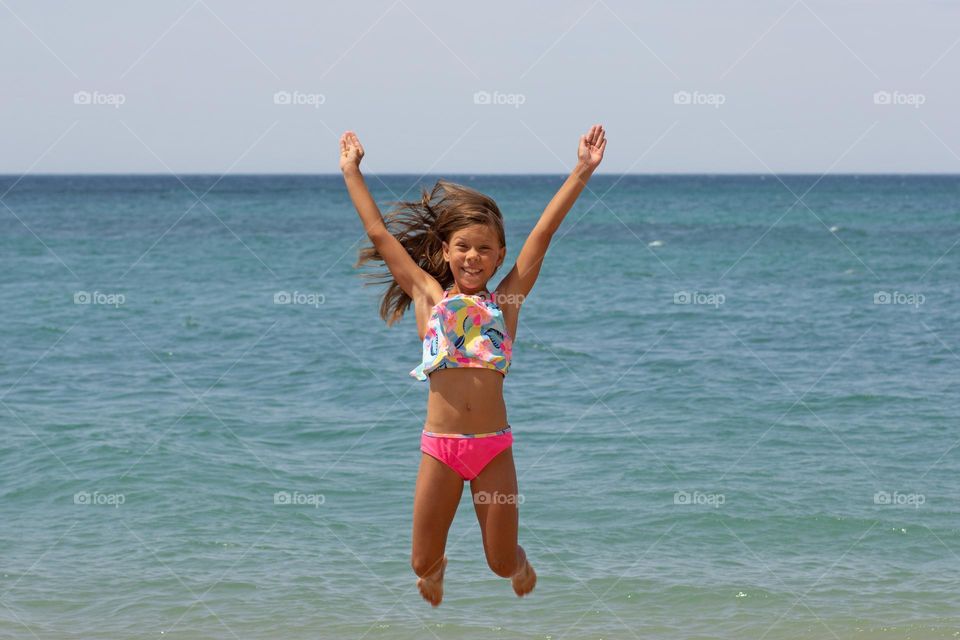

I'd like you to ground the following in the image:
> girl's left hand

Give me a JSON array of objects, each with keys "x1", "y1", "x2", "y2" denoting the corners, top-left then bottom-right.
[{"x1": 577, "y1": 124, "x2": 607, "y2": 170}]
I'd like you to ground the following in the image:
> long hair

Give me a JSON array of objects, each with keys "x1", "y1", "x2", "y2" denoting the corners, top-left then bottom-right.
[{"x1": 355, "y1": 179, "x2": 506, "y2": 326}]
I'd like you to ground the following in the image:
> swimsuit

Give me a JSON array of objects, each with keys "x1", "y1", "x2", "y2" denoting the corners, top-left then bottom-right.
[
  {"x1": 420, "y1": 425, "x2": 514, "y2": 481},
  {"x1": 413, "y1": 285, "x2": 515, "y2": 479},
  {"x1": 410, "y1": 285, "x2": 513, "y2": 381}
]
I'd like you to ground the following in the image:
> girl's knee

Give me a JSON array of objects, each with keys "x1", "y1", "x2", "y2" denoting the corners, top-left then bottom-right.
[
  {"x1": 486, "y1": 553, "x2": 519, "y2": 578},
  {"x1": 487, "y1": 543, "x2": 525, "y2": 578}
]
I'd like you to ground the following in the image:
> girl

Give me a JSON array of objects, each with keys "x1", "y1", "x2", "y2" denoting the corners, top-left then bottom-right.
[{"x1": 340, "y1": 125, "x2": 607, "y2": 606}]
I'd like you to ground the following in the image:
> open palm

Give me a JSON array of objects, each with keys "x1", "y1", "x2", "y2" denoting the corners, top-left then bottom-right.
[
  {"x1": 339, "y1": 131, "x2": 365, "y2": 172},
  {"x1": 577, "y1": 124, "x2": 607, "y2": 170}
]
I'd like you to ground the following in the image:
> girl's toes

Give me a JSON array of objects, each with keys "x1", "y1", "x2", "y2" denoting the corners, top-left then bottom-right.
[
  {"x1": 511, "y1": 560, "x2": 536, "y2": 597},
  {"x1": 417, "y1": 556, "x2": 446, "y2": 607}
]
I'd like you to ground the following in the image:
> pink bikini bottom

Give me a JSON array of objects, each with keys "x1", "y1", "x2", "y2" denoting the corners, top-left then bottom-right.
[{"x1": 420, "y1": 425, "x2": 513, "y2": 481}]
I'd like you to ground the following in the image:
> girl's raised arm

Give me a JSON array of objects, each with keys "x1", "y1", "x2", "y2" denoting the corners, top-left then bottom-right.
[
  {"x1": 497, "y1": 124, "x2": 607, "y2": 300},
  {"x1": 340, "y1": 131, "x2": 436, "y2": 301}
]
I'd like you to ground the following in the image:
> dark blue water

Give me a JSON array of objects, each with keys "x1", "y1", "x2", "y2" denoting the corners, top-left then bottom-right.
[{"x1": 1, "y1": 174, "x2": 958, "y2": 639}]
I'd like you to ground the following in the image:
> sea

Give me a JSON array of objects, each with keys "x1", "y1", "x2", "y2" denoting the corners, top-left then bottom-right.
[{"x1": 1, "y1": 174, "x2": 958, "y2": 639}]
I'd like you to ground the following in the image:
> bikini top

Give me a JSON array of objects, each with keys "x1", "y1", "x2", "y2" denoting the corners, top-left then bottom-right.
[{"x1": 410, "y1": 285, "x2": 513, "y2": 381}]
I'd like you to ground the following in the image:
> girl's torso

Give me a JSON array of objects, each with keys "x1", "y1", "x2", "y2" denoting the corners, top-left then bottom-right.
[{"x1": 414, "y1": 284, "x2": 520, "y2": 435}]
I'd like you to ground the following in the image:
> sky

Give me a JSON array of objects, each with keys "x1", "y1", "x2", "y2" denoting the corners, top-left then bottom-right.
[{"x1": 2, "y1": 0, "x2": 959, "y2": 174}]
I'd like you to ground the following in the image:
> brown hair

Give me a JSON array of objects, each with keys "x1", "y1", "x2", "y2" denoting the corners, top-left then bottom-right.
[{"x1": 355, "y1": 179, "x2": 506, "y2": 326}]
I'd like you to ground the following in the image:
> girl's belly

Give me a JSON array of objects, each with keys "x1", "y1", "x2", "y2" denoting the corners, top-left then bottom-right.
[{"x1": 423, "y1": 368, "x2": 508, "y2": 434}]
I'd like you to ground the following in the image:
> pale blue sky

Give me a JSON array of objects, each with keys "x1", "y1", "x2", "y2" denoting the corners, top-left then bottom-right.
[{"x1": 2, "y1": 1, "x2": 958, "y2": 173}]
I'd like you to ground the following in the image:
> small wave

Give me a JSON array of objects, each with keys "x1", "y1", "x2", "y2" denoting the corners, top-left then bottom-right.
[
  {"x1": 830, "y1": 393, "x2": 920, "y2": 406},
  {"x1": 525, "y1": 341, "x2": 590, "y2": 358}
]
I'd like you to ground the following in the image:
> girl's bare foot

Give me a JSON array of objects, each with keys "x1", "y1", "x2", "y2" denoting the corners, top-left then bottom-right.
[
  {"x1": 511, "y1": 546, "x2": 536, "y2": 597},
  {"x1": 417, "y1": 555, "x2": 447, "y2": 607}
]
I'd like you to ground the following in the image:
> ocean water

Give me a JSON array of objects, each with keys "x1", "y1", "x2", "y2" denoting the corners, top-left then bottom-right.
[{"x1": 1, "y1": 174, "x2": 958, "y2": 640}]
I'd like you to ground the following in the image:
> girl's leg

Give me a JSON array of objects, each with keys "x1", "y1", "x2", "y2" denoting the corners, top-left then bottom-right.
[
  {"x1": 469, "y1": 446, "x2": 536, "y2": 596},
  {"x1": 412, "y1": 452, "x2": 464, "y2": 606}
]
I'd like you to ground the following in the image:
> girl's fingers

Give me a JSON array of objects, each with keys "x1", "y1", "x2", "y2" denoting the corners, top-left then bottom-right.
[{"x1": 594, "y1": 127, "x2": 605, "y2": 149}]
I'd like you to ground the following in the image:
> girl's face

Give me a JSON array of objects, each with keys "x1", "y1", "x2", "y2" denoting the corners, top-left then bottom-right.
[{"x1": 442, "y1": 224, "x2": 506, "y2": 292}]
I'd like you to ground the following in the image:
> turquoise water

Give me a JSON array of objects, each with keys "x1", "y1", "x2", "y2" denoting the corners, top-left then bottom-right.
[{"x1": 1, "y1": 174, "x2": 958, "y2": 639}]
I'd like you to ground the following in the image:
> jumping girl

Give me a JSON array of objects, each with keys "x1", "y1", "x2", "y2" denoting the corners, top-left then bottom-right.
[{"x1": 339, "y1": 125, "x2": 607, "y2": 606}]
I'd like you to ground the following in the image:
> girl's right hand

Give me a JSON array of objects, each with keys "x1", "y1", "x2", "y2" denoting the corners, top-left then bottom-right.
[{"x1": 339, "y1": 131, "x2": 365, "y2": 172}]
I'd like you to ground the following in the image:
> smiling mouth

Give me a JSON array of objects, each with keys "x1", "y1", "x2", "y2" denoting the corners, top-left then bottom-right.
[{"x1": 462, "y1": 267, "x2": 482, "y2": 276}]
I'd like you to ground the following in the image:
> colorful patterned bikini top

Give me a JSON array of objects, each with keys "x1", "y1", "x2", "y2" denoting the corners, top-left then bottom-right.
[{"x1": 410, "y1": 285, "x2": 513, "y2": 381}]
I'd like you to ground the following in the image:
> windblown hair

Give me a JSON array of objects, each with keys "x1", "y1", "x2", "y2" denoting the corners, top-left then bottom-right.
[{"x1": 355, "y1": 179, "x2": 506, "y2": 326}]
